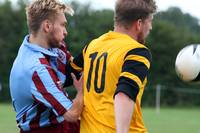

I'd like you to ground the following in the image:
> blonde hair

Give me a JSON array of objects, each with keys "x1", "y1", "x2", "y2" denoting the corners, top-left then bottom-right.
[{"x1": 26, "y1": 0, "x2": 74, "y2": 34}]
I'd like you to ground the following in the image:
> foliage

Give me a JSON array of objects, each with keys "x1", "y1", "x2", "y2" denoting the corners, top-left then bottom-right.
[
  {"x1": 66, "y1": 1, "x2": 113, "y2": 54},
  {"x1": 0, "y1": 1, "x2": 200, "y2": 106},
  {"x1": 0, "y1": 0, "x2": 27, "y2": 101}
]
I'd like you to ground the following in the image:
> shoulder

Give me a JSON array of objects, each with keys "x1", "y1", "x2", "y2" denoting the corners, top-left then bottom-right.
[
  {"x1": 22, "y1": 50, "x2": 49, "y2": 74},
  {"x1": 125, "y1": 47, "x2": 151, "y2": 60}
]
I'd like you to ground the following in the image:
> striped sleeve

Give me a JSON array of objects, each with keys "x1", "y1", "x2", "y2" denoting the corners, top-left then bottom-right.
[
  {"x1": 70, "y1": 44, "x2": 88, "y2": 71},
  {"x1": 114, "y1": 48, "x2": 152, "y2": 102},
  {"x1": 64, "y1": 46, "x2": 87, "y2": 87},
  {"x1": 31, "y1": 58, "x2": 72, "y2": 116}
]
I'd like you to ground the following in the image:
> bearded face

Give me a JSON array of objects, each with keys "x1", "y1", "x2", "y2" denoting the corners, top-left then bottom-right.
[
  {"x1": 46, "y1": 13, "x2": 67, "y2": 48},
  {"x1": 137, "y1": 15, "x2": 153, "y2": 44},
  {"x1": 137, "y1": 31, "x2": 146, "y2": 44},
  {"x1": 47, "y1": 28, "x2": 63, "y2": 48}
]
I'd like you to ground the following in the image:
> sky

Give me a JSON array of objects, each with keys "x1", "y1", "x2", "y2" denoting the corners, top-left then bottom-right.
[
  {"x1": 4, "y1": 0, "x2": 200, "y2": 20},
  {"x1": 70, "y1": 0, "x2": 200, "y2": 20}
]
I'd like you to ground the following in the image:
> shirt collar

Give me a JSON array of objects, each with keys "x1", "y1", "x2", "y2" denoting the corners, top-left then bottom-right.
[
  {"x1": 23, "y1": 35, "x2": 58, "y2": 57},
  {"x1": 107, "y1": 31, "x2": 135, "y2": 40}
]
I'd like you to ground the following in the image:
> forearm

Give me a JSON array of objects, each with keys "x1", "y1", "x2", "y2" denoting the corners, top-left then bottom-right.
[
  {"x1": 63, "y1": 91, "x2": 83, "y2": 122},
  {"x1": 72, "y1": 91, "x2": 84, "y2": 115},
  {"x1": 114, "y1": 92, "x2": 135, "y2": 133}
]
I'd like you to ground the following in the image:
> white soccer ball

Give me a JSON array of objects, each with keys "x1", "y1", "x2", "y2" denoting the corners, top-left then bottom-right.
[{"x1": 175, "y1": 44, "x2": 200, "y2": 82}]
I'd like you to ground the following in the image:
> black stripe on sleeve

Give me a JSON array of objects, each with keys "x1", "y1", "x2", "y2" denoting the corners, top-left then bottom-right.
[
  {"x1": 73, "y1": 44, "x2": 89, "y2": 68},
  {"x1": 125, "y1": 48, "x2": 152, "y2": 63},
  {"x1": 73, "y1": 52, "x2": 84, "y2": 68},
  {"x1": 64, "y1": 46, "x2": 86, "y2": 87},
  {"x1": 114, "y1": 76, "x2": 139, "y2": 102},
  {"x1": 122, "y1": 60, "x2": 148, "y2": 82},
  {"x1": 64, "y1": 61, "x2": 82, "y2": 87}
]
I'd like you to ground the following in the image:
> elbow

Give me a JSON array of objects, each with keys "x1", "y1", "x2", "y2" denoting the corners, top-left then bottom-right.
[
  {"x1": 63, "y1": 92, "x2": 83, "y2": 122},
  {"x1": 64, "y1": 113, "x2": 80, "y2": 122},
  {"x1": 63, "y1": 109, "x2": 82, "y2": 122}
]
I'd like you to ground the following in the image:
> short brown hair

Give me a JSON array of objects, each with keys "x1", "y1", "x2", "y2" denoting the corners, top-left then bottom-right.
[
  {"x1": 114, "y1": 0, "x2": 157, "y2": 27},
  {"x1": 26, "y1": 0, "x2": 74, "y2": 34}
]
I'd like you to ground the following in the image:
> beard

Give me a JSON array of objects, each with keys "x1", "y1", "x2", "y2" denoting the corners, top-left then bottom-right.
[
  {"x1": 137, "y1": 31, "x2": 146, "y2": 44},
  {"x1": 47, "y1": 30, "x2": 62, "y2": 48}
]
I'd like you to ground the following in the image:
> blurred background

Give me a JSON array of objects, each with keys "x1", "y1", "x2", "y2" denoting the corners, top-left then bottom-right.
[{"x1": 0, "y1": 0, "x2": 200, "y2": 133}]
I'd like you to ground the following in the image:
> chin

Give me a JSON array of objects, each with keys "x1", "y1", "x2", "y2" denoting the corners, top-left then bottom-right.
[
  {"x1": 49, "y1": 42, "x2": 60, "y2": 48},
  {"x1": 58, "y1": 42, "x2": 63, "y2": 47},
  {"x1": 56, "y1": 43, "x2": 62, "y2": 48}
]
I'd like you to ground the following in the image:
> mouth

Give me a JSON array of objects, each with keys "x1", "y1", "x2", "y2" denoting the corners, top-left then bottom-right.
[{"x1": 61, "y1": 39, "x2": 65, "y2": 45}]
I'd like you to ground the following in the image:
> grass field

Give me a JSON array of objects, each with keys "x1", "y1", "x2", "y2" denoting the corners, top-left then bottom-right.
[
  {"x1": 0, "y1": 103, "x2": 200, "y2": 133},
  {"x1": 0, "y1": 104, "x2": 19, "y2": 133},
  {"x1": 143, "y1": 107, "x2": 200, "y2": 133}
]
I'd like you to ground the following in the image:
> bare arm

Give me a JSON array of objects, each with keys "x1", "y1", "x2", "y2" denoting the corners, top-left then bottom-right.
[
  {"x1": 63, "y1": 73, "x2": 83, "y2": 122},
  {"x1": 114, "y1": 48, "x2": 151, "y2": 132},
  {"x1": 114, "y1": 92, "x2": 134, "y2": 133}
]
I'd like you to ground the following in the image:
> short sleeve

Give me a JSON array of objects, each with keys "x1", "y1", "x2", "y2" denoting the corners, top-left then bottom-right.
[{"x1": 114, "y1": 48, "x2": 151, "y2": 101}]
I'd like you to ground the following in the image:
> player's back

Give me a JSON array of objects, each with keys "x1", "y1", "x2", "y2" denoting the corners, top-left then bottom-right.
[{"x1": 80, "y1": 31, "x2": 148, "y2": 133}]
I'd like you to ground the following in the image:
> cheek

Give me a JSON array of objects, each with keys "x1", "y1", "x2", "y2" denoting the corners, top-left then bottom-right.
[
  {"x1": 54, "y1": 28, "x2": 61, "y2": 34},
  {"x1": 146, "y1": 28, "x2": 150, "y2": 35},
  {"x1": 145, "y1": 25, "x2": 151, "y2": 35},
  {"x1": 53, "y1": 28, "x2": 63, "y2": 38},
  {"x1": 148, "y1": 23, "x2": 152, "y2": 31}
]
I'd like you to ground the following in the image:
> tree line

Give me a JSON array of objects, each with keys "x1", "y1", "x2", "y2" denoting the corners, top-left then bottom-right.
[{"x1": 0, "y1": 0, "x2": 200, "y2": 106}]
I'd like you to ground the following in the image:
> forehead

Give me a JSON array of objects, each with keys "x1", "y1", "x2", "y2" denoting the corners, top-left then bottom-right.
[
  {"x1": 143, "y1": 14, "x2": 153, "y2": 23},
  {"x1": 55, "y1": 12, "x2": 67, "y2": 23},
  {"x1": 149, "y1": 14, "x2": 153, "y2": 20},
  {"x1": 147, "y1": 14, "x2": 153, "y2": 21}
]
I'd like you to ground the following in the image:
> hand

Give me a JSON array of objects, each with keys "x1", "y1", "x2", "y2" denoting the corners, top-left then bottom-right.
[{"x1": 71, "y1": 73, "x2": 83, "y2": 93}]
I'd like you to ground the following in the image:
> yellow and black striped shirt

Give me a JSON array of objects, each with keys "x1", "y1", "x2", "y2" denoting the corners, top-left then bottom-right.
[{"x1": 68, "y1": 31, "x2": 151, "y2": 133}]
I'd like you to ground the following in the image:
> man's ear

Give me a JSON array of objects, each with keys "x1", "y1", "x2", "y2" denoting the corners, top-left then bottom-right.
[
  {"x1": 42, "y1": 20, "x2": 53, "y2": 33},
  {"x1": 135, "y1": 19, "x2": 142, "y2": 31},
  {"x1": 130, "y1": 19, "x2": 142, "y2": 33}
]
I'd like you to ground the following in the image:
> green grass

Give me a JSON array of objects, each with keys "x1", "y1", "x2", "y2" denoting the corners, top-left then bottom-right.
[
  {"x1": 143, "y1": 107, "x2": 200, "y2": 133},
  {"x1": 0, "y1": 103, "x2": 19, "y2": 133},
  {"x1": 0, "y1": 104, "x2": 200, "y2": 133}
]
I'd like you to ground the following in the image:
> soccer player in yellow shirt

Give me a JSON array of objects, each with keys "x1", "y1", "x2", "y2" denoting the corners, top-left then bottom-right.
[{"x1": 67, "y1": 0, "x2": 157, "y2": 132}]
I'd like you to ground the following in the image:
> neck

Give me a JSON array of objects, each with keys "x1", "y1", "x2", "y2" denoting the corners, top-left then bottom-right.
[
  {"x1": 114, "y1": 24, "x2": 138, "y2": 41},
  {"x1": 29, "y1": 33, "x2": 49, "y2": 49}
]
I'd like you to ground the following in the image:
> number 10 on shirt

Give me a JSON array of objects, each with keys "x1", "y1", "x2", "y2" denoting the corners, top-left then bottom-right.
[{"x1": 86, "y1": 52, "x2": 108, "y2": 93}]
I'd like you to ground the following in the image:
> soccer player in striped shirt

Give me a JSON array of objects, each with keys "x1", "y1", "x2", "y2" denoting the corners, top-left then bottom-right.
[{"x1": 9, "y1": 0, "x2": 82, "y2": 133}]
